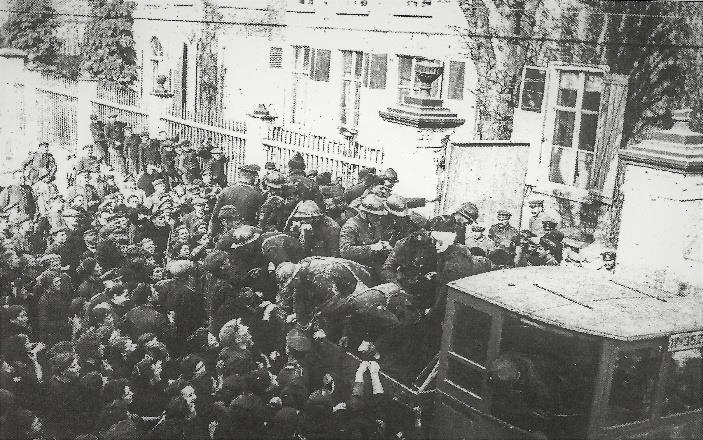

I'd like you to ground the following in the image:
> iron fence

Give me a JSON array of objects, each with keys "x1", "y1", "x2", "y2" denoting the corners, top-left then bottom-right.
[
  {"x1": 160, "y1": 114, "x2": 247, "y2": 184},
  {"x1": 263, "y1": 126, "x2": 383, "y2": 187}
]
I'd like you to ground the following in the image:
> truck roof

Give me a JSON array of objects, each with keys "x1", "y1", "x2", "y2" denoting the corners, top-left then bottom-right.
[{"x1": 448, "y1": 266, "x2": 703, "y2": 341}]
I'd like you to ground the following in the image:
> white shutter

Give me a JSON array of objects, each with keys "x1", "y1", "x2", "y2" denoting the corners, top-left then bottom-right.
[{"x1": 592, "y1": 73, "x2": 628, "y2": 198}]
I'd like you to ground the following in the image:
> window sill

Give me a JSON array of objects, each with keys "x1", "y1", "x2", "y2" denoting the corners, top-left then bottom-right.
[{"x1": 530, "y1": 180, "x2": 612, "y2": 205}]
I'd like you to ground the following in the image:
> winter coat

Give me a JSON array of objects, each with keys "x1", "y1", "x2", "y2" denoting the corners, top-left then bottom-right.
[
  {"x1": 210, "y1": 183, "x2": 265, "y2": 234},
  {"x1": 339, "y1": 214, "x2": 387, "y2": 268}
]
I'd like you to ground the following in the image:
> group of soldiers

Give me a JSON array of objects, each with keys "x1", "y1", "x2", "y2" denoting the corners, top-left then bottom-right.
[{"x1": 0, "y1": 109, "x2": 618, "y2": 439}]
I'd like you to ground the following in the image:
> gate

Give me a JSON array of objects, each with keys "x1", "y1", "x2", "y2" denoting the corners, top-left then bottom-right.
[{"x1": 35, "y1": 73, "x2": 78, "y2": 148}]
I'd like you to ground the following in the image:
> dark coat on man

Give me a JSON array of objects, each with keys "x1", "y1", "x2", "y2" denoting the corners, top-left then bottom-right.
[
  {"x1": 339, "y1": 214, "x2": 387, "y2": 268},
  {"x1": 125, "y1": 134, "x2": 142, "y2": 169},
  {"x1": 137, "y1": 171, "x2": 164, "y2": 197},
  {"x1": 210, "y1": 183, "x2": 265, "y2": 234},
  {"x1": 156, "y1": 279, "x2": 206, "y2": 350},
  {"x1": 288, "y1": 171, "x2": 324, "y2": 208}
]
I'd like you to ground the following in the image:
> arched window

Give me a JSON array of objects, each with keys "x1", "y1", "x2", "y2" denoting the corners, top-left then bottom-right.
[{"x1": 150, "y1": 37, "x2": 170, "y2": 92}]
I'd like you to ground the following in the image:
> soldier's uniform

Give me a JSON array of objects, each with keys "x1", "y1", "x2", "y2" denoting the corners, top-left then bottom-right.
[
  {"x1": 339, "y1": 195, "x2": 389, "y2": 269},
  {"x1": 287, "y1": 153, "x2": 324, "y2": 209},
  {"x1": 526, "y1": 199, "x2": 546, "y2": 237},
  {"x1": 23, "y1": 143, "x2": 57, "y2": 184},
  {"x1": 103, "y1": 114, "x2": 126, "y2": 172},
  {"x1": 382, "y1": 195, "x2": 426, "y2": 246},
  {"x1": 258, "y1": 171, "x2": 290, "y2": 233},
  {"x1": 286, "y1": 200, "x2": 340, "y2": 258},
  {"x1": 464, "y1": 224, "x2": 496, "y2": 257},
  {"x1": 159, "y1": 141, "x2": 178, "y2": 188},
  {"x1": 124, "y1": 130, "x2": 143, "y2": 176},
  {"x1": 89, "y1": 115, "x2": 108, "y2": 162},
  {"x1": 210, "y1": 164, "x2": 265, "y2": 235},
  {"x1": 488, "y1": 209, "x2": 519, "y2": 253},
  {"x1": 539, "y1": 217, "x2": 564, "y2": 263},
  {"x1": 178, "y1": 141, "x2": 201, "y2": 184}
]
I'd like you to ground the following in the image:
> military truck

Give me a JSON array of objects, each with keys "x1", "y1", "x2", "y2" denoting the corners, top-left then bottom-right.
[{"x1": 321, "y1": 266, "x2": 702, "y2": 439}]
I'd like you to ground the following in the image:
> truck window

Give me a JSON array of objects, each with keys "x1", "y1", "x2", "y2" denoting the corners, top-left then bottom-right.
[
  {"x1": 605, "y1": 347, "x2": 659, "y2": 426},
  {"x1": 446, "y1": 302, "x2": 492, "y2": 397},
  {"x1": 488, "y1": 316, "x2": 600, "y2": 439},
  {"x1": 662, "y1": 348, "x2": 702, "y2": 416}
]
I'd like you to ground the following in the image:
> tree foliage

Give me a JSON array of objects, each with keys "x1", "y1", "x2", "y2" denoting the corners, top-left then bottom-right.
[
  {"x1": 81, "y1": 0, "x2": 138, "y2": 86},
  {"x1": 2, "y1": 0, "x2": 62, "y2": 67},
  {"x1": 458, "y1": 0, "x2": 699, "y2": 145}
]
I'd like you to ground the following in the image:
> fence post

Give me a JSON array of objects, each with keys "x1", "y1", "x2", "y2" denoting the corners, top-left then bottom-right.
[
  {"x1": 146, "y1": 88, "x2": 173, "y2": 137},
  {"x1": 0, "y1": 49, "x2": 30, "y2": 176},
  {"x1": 246, "y1": 104, "x2": 277, "y2": 168},
  {"x1": 76, "y1": 77, "x2": 99, "y2": 150}
]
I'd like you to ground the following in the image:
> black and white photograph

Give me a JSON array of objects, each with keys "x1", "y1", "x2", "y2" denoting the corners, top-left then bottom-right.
[{"x1": 0, "y1": 0, "x2": 701, "y2": 439}]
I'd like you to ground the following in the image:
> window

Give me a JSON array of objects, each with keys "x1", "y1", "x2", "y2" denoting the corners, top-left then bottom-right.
[
  {"x1": 291, "y1": 46, "x2": 311, "y2": 124},
  {"x1": 341, "y1": 50, "x2": 364, "y2": 129},
  {"x1": 548, "y1": 70, "x2": 603, "y2": 190},
  {"x1": 310, "y1": 48, "x2": 331, "y2": 82},
  {"x1": 519, "y1": 67, "x2": 546, "y2": 111},
  {"x1": 445, "y1": 303, "x2": 492, "y2": 399},
  {"x1": 397, "y1": 55, "x2": 442, "y2": 104},
  {"x1": 269, "y1": 47, "x2": 283, "y2": 69},
  {"x1": 605, "y1": 348, "x2": 659, "y2": 426},
  {"x1": 447, "y1": 61, "x2": 465, "y2": 100},
  {"x1": 363, "y1": 53, "x2": 387, "y2": 89},
  {"x1": 489, "y1": 316, "x2": 600, "y2": 439},
  {"x1": 150, "y1": 37, "x2": 170, "y2": 93},
  {"x1": 662, "y1": 348, "x2": 702, "y2": 416}
]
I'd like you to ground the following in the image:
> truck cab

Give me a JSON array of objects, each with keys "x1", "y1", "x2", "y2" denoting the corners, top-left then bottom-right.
[{"x1": 435, "y1": 266, "x2": 702, "y2": 440}]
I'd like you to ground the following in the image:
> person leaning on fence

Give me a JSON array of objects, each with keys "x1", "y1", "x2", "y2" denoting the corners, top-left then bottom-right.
[
  {"x1": 123, "y1": 126, "x2": 143, "y2": 178},
  {"x1": 104, "y1": 114, "x2": 127, "y2": 174}
]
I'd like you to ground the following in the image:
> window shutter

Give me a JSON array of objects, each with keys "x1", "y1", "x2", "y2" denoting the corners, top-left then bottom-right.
[
  {"x1": 519, "y1": 66, "x2": 546, "y2": 112},
  {"x1": 447, "y1": 61, "x2": 465, "y2": 100},
  {"x1": 311, "y1": 49, "x2": 330, "y2": 82},
  {"x1": 367, "y1": 54, "x2": 387, "y2": 89},
  {"x1": 362, "y1": 53, "x2": 370, "y2": 87},
  {"x1": 592, "y1": 73, "x2": 628, "y2": 196},
  {"x1": 270, "y1": 47, "x2": 283, "y2": 69}
]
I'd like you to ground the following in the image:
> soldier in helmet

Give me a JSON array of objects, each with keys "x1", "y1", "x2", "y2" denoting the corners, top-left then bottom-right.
[
  {"x1": 214, "y1": 205, "x2": 243, "y2": 241},
  {"x1": 286, "y1": 200, "x2": 340, "y2": 258},
  {"x1": 317, "y1": 172, "x2": 346, "y2": 224},
  {"x1": 210, "y1": 164, "x2": 265, "y2": 236},
  {"x1": 489, "y1": 209, "x2": 519, "y2": 257},
  {"x1": 258, "y1": 171, "x2": 290, "y2": 233},
  {"x1": 339, "y1": 194, "x2": 391, "y2": 271},
  {"x1": 286, "y1": 154, "x2": 324, "y2": 209},
  {"x1": 383, "y1": 195, "x2": 426, "y2": 246}
]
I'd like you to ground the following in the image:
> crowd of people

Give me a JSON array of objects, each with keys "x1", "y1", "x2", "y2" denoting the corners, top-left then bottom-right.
[{"x1": 0, "y1": 113, "x2": 611, "y2": 440}]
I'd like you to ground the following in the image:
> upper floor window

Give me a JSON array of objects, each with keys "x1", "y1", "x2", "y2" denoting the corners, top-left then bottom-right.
[
  {"x1": 310, "y1": 48, "x2": 331, "y2": 82},
  {"x1": 548, "y1": 70, "x2": 603, "y2": 189},
  {"x1": 269, "y1": 47, "x2": 283, "y2": 69}
]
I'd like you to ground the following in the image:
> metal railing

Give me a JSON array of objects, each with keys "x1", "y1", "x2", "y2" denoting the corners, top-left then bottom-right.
[
  {"x1": 90, "y1": 99, "x2": 149, "y2": 133},
  {"x1": 97, "y1": 81, "x2": 142, "y2": 108},
  {"x1": 263, "y1": 126, "x2": 383, "y2": 186},
  {"x1": 160, "y1": 114, "x2": 247, "y2": 184}
]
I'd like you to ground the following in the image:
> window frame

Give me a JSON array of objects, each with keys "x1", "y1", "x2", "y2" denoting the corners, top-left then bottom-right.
[
  {"x1": 538, "y1": 64, "x2": 613, "y2": 203},
  {"x1": 290, "y1": 45, "x2": 311, "y2": 125},
  {"x1": 439, "y1": 292, "x2": 503, "y2": 413},
  {"x1": 340, "y1": 50, "x2": 365, "y2": 131}
]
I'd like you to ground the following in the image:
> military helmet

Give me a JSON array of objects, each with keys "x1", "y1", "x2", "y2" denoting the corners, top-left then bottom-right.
[
  {"x1": 229, "y1": 225, "x2": 261, "y2": 249},
  {"x1": 264, "y1": 171, "x2": 286, "y2": 189},
  {"x1": 384, "y1": 194, "x2": 408, "y2": 217},
  {"x1": 218, "y1": 205, "x2": 239, "y2": 220},
  {"x1": 455, "y1": 202, "x2": 479, "y2": 222},
  {"x1": 380, "y1": 168, "x2": 398, "y2": 183},
  {"x1": 358, "y1": 194, "x2": 387, "y2": 216},
  {"x1": 286, "y1": 328, "x2": 312, "y2": 353},
  {"x1": 542, "y1": 215, "x2": 558, "y2": 226},
  {"x1": 292, "y1": 200, "x2": 323, "y2": 219},
  {"x1": 497, "y1": 209, "x2": 512, "y2": 218},
  {"x1": 288, "y1": 153, "x2": 306, "y2": 171}
]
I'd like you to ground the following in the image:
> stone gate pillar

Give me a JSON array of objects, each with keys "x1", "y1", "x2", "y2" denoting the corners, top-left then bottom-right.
[
  {"x1": 617, "y1": 108, "x2": 703, "y2": 293},
  {"x1": 246, "y1": 104, "x2": 278, "y2": 168},
  {"x1": 379, "y1": 60, "x2": 465, "y2": 216},
  {"x1": 75, "y1": 77, "x2": 99, "y2": 150}
]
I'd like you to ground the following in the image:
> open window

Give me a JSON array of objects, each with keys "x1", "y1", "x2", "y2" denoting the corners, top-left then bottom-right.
[{"x1": 661, "y1": 348, "x2": 702, "y2": 416}]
